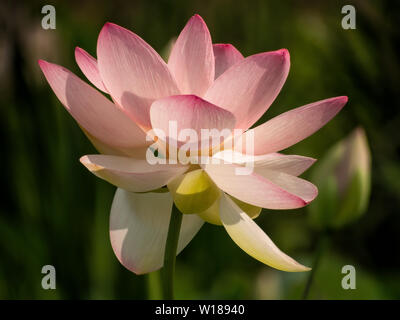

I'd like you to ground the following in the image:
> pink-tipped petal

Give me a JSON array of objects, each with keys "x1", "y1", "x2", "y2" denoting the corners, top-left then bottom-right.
[
  {"x1": 205, "y1": 49, "x2": 290, "y2": 130},
  {"x1": 80, "y1": 155, "x2": 188, "y2": 192},
  {"x1": 258, "y1": 169, "x2": 318, "y2": 204},
  {"x1": 74, "y1": 47, "x2": 108, "y2": 93},
  {"x1": 38, "y1": 60, "x2": 148, "y2": 151},
  {"x1": 150, "y1": 94, "x2": 236, "y2": 150},
  {"x1": 82, "y1": 129, "x2": 149, "y2": 157},
  {"x1": 97, "y1": 23, "x2": 180, "y2": 130},
  {"x1": 213, "y1": 43, "x2": 244, "y2": 79},
  {"x1": 255, "y1": 154, "x2": 316, "y2": 176},
  {"x1": 110, "y1": 189, "x2": 204, "y2": 274},
  {"x1": 212, "y1": 150, "x2": 316, "y2": 176},
  {"x1": 219, "y1": 194, "x2": 310, "y2": 272},
  {"x1": 257, "y1": 153, "x2": 317, "y2": 176},
  {"x1": 168, "y1": 14, "x2": 214, "y2": 96},
  {"x1": 204, "y1": 162, "x2": 309, "y2": 209},
  {"x1": 239, "y1": 96, "x2": 348, "y2": 155}
]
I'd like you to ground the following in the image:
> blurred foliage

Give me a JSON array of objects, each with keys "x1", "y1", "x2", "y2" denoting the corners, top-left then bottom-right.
[{"x1": 0, "y1": 0, "x2": 399, "y2": 299}]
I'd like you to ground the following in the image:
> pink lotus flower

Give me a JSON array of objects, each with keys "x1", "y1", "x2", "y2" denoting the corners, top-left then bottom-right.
[{"x1": 38, "y1": 14, "x2": 347, "y2": 274}]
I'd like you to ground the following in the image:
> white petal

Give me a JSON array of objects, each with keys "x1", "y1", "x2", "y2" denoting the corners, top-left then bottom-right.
[
  {"x1": 110, "y1": 189, "x2": 204, "y2": 274},
  {"x1": 212, "y1": 150, "x2": 316, "y2": 176},
  {"x1": 219, "y1": 194, "x2": 310, "y2": 272},
  {"x1": 80, "y1": 155, "x2": 188, "y2": 192},
  {"x1": 258, "y1": 169, "x2": 318, "y2": 203}
]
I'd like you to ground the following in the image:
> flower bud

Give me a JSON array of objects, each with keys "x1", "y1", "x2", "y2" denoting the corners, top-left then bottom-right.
[{"x1": 308, "y1": 127, "x2": 371, "y2": 229}]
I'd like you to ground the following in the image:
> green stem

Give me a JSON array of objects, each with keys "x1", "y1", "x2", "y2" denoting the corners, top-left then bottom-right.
[
  {"x1": 161, "y1": 203, "x2": 183, "y2": 300},
  {"x1": 147, "y1": 270, "x2": 162, "y2": 300},
  {"x1": 302, "y1": 231, "x2": 330, "y2": 300}
]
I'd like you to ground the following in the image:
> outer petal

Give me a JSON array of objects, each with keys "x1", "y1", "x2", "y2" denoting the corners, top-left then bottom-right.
[
  {"x1": 198, "y1": 191, "x2": 261, "y2": 225},
  {"x1": 38, "y1": 60, "x2": 148, "y2": 151},
  {"x1": 80, "y1": 155, "x2": 188, "y2": 192},
  {"x1": 238, "y1": 96, "x2": 348, "y2": 155},
  {"x1": 82, "y1": 128, "x2": 148, "y2": 157},
  {"x1": 150, "y1": 95, "x2": 236, "y2": 151},
  {"x1": 253, "y1": 154, "x2": 316, "y2": 176},
  {"x1": 97, "y1": 23, "x2": 180, "y2": 130},
  {"x1": 168, "y1": 14, "x2": 214, "y2": 96},
  {"x1": 110, "y1": 189, "x2": 204, "y2": 274},
  {"x1": 219, "y1": 194, "x2": 310, "y2": 272},
  {"x1": 204, "y1": 50, "x2": 290, "y2": 130},
  {"x1": 259, "y1": 169, "x2": 318, "y2": 203},
  {"x1": 213, "y1": 43, "x2": 244, "y2": 79},
  {"x1": 74, "y1": 47, "x2": 108, "y2": 93},
  {"x1": 204, "y1": 162, "x2": 312, "y2": 209},
  {"x1": 212, "y1": 150, "x2": 316, "y2": 176}
]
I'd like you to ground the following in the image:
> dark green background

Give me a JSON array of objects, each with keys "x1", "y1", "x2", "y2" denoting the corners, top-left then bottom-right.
[{"x1": 0, "y1": 0, "x2": 399, "y2": 299}]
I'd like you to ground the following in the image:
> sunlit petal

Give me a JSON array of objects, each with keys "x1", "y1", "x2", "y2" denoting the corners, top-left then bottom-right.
[
  {"x1": 219, "y1": 194, "x2": 310, "y2": 272},
  {"x1": 110, "y1": 189, "x2": 204, "y2": 274},
  {"x1": 213, "y1": 43, "x2": 244, "y2": 79},
  {"x1": 168, "y1": 14, "x2": 214, "y2": 96},
  {"x1": 80, "y1": 155, "x2": 188, "y2": 192},
  {"x1": 238, "y1": 96, "x2": 348, "y2": 155},
  {"x1": 205, "y1": 49, "x2": 290, "y2": 130},
  {"x1": 97, "y1": 22, "x2": 180, "y2": 130},
  {"x1": 38, "y1": 60, "x2": 148, "y2": 151},
  {"x1": 74, "y1": 47, "x2": 108, "y2": 93}
]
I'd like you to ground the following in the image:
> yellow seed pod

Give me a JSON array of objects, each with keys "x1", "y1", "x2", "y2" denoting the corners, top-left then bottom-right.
[
  {"x1": 197, "y1": 195, "x2": 222, "y2": 225},
  {"x1": 199, "y1": 193, "x2": 262, "y2": 225},
  {"x1": 167, "y1": 169, "x2": 220, "y2": 214}
]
